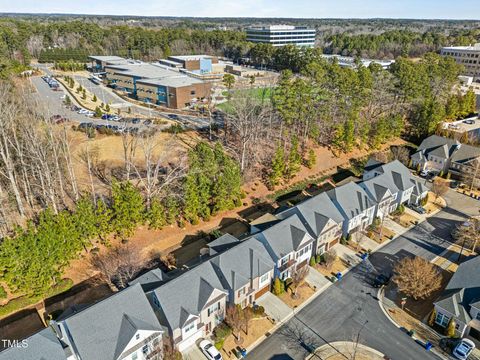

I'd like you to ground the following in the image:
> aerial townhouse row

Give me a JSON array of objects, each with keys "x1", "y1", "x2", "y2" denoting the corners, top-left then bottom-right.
[{"x1": 1, "y1": 160, "x2": 427, "y2": 359}]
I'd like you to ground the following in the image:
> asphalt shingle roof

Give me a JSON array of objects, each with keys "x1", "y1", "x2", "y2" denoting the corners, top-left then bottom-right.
[
  {"x1": 0, "y1": 328, "x2": 66, "y2": 360},
  {"x1": 416, "y1": 135, "x2": 480, "y2": 164},
  {"x1": 207, "y1": 233, "x2": 241, "y2": 255},
  {"x1": 254, "y1": 214, "x2": 314, "y2": 261},
  {"x1": 276, "y1": 192, "x2": 344, "y2": 238},
  {"x1": 128, "y1": 268, "x2": 170, "y2": 292},
  {"x1": 327, "y1": 182, "x2": 374, "y2": 220},
  {"x1": 151, "y1": 236, "x2": 273, "y2": 331},
  {"x1": 435, "y1": 256, "x2": 480, "y2": 324},
  {"x1": 62, "y1": 283, "x2": 162, "y2": 360}
]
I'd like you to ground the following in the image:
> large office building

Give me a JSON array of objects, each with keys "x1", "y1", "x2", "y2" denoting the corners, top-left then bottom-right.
[
  {"x1": 104, "y1": 61, "x2": 211, "y2": 109},
  {"x1": 246, "y1": 25, "x2": 316, "y2": 47},
  {"x1": 441, "y1": 44, "x2": 480, "y2": 79}
]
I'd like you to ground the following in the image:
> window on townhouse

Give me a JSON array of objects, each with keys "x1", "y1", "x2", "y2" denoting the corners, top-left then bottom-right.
[
  {"x1": 208, "y1": 301, "x2": 220, "y2": 316},
  {"x1": 131, "y1": 353, "x2": 138, "y2": 360},
  {"x1": 476, "y1": 312, "x2": 480, "y2": 321},
  {"x1": 238, "y1": 286, "x2": 247, "y2": 297},
  {"x1": 281, "y1": 256, "x2": 289, "y2": 266},
  {"x1": 184, "y1": 322, "x2": 195, "y2": 335},
  {"x1": 136, "y1": 333, "x2": 140, "y2": 340},
  {"x1": 435, "y1": 312, "x2": 450, "y2": 327},
  {"x1": 142, "y1": 345, "x2": 149, "y2": 354},
  {"x1": 259, "y1": 273, "x2": 270, "y2": 286}
]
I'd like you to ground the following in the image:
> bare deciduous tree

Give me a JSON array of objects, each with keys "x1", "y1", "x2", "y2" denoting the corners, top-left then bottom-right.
[
  {"x1": 453, "y1": 217, "x2": 480, "y2": 253},
  {"x1": 290, "y1": 266, "x2": 309, "y2": 299},
  {"x1": 393, "y1": 256, "x2": 442, "y2": 300},
  {"x1": 90, "y1": 245, "x2": 142, "y2": 290},
  {"x1": 225, "y1": 304, "x2": 245, "y2": 345},
  {"x1": 432, "y1": 177, "x2": 449, "y2": 203},
  {"x1": 461, "y1": 159, "x2": 480, "y2": 192}
]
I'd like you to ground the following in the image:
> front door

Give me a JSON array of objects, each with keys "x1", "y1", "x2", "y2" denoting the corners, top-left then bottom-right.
[{"x1": 205, "y1": 322, "x2": 211, "y2": 334}]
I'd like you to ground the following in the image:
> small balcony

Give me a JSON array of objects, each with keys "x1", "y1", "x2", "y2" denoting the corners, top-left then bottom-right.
[{"x1": 278, "y1": 259, "x2": 296, "y2": 272}]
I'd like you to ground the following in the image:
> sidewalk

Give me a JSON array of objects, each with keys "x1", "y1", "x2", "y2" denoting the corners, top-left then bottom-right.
[{"x1": 245, "y1": 204, "x2": 446, "y2": 356}]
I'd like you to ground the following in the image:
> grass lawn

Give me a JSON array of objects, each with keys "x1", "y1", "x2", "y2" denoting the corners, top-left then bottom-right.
[{"x1": 278, "y1": 283, "x2": 316, "y2": 308}]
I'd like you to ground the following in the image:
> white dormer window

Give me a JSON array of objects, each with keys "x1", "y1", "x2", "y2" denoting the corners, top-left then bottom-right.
[
  {"x1": 183, "y1": 321, "x2": 196, "y2": 336},
  {"x1": 136, "y1": 333, "x2": 140, "y2": 340}
]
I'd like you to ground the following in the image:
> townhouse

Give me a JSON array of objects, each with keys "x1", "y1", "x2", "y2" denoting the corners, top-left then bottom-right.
[
  {"x1": 326, "y1": 181, "x2": 376, "y2": 235},
  {"x1": 275, "y1": 192, "x2": 344, "y2": 255},
  {"x1": 411, "y1": 135, "x2": 480, "y2": 188},
  {"x1": 50, "y1": 283, "x2": 164, "y2": 360},
  {"x1": 148, "y1": 236, "x2": 274, "y2": 351},
  {"x1": 254, "y1": 214, "x2": 315, "y2": 281},
  {"x1": 433, "y1": 256, "x2": 480, "y2": 339},
  {"x1": 361, "y1": 160, "x2": 428, "y2": 212}
]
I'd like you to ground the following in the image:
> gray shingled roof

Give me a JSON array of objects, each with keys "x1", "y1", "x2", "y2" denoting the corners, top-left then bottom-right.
[
  {"x1": 361, "y1": 173, "x2": 397, "y2": 202},
  {"x1": 207, "y1": 233, "x2": 241, "y2": 255},
  {"x1": 435, "y1": 288, "x2": 472, "y2": 324},
  {"x1": 151, "y1": 236, "x2": 273, "y2": 331},
  {"x1": 417, "y1": 135, "x2": 480, "y2": 164},
  {"x1": 327, "y1": 182, "x2": 374, "y2": 220},
  {"x1": 364, "y1": 158, "x2": 384, "y2": 172},
  {"x1": 435, "y1": 256, "x2": 480, "y2": 324},
  {"x1": 276, "y1": 192, "x2": 344, "y2": 238},
  {"x1": 254, "y1": 214, "x2": 314, "y2": 261},
  {"x1": 62, "y1": 283, "x2": 162, "y2": 360},
  {"x1": 128, "y1": 268, "x2": 170, "y2": 292},
  {"x1": 0, "y1": 327, "x2": 66, "y2": 360}
]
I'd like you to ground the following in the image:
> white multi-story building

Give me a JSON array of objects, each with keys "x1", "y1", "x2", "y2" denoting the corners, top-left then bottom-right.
[
  {"x1": 246, "y1": 25, "x2": 316, "y2": 47},
  {"x1": 440, "y1": 44, "x2": 480, "y2": 79}
]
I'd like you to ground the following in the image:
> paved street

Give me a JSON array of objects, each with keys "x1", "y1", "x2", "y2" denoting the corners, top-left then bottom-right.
[{"x1": 247, "y1": 190, "x2": 474, "y2": 360}]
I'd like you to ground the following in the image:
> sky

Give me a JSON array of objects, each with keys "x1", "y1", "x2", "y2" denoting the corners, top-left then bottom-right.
[{"x1": 0, "y1": 0, "x2": 478, "y2": 20}]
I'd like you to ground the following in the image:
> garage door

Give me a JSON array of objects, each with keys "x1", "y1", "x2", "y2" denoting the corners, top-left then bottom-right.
[
  {"x1": 178, "y1": 329, "x2": 203, "y2": 352},
  {"x1": 255, "y1": 285, "x2": 270, "y2": 300}
]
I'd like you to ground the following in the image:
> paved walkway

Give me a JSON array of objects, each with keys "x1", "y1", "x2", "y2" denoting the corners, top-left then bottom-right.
[
  {"x1": 255, "y1": 292, "x2": 292, "y2": 323},
  {"x1": 305, "y1": 266, "x2": 330, "y2": 291}
]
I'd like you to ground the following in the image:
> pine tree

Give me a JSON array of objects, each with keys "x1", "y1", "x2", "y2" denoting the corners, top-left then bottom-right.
[
  {"x1": 184, "y1": 174, "x2": 201, "y2": 224},
  {"x1": 146, "y1": 197, "x2": 167, "y2": 230},
  {"x1": 111, "y1": 181, "x2": 145, "y2": 238},
  {"x1": 286, "y1": 136, "x2": 302, "y2": 179},
  {"x1": 163, "y1": 196, "x2": 179, "y2": 225},
  {"x1": 94, "y1": 106, "x2": 103, "y2": 118},
  {"x1": 343, "y1": 116, "x2": 356, "y2": 152},
  {"x1": 269, "y1": 145, "x2": 285, "y2": 187},
  {"x1": 92, "y1": 94, "x2": 97, "y2": 102},
  {"x1": 95, "y1": 199, "x2": 112, "y2": 244},
  {"x1": 306, "y1": 149, "x2": 316, "y2": 169},
  {"x1": 105, "y1": 103, "x2": 111, "y2": 112}
]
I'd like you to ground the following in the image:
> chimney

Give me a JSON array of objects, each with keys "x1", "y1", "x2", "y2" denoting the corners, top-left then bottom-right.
[{"x1": 249, "y1": 248, "x2": 254, "y2": 289}]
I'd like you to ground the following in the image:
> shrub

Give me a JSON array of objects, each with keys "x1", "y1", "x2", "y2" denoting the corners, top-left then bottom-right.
[
  {"x1": 446, "y1": 318, "x2": 456, "y2": 337},
  {"x1": 272, "y1": 277, "x2": 285, "y2": 295},
  {"x1": 315, "y1": 254, "x2": 322, "y2": 263},
  {"x1": 340, "y1": 236, "x2": 347, "y2": 245},
  {"x1": 213, "y1": 322, "x2": 232, "y2": 341},
  {"x1": 214, "y1": 338, "x2": 225, "y2": 350},
  {"x1": 420, "y1": 194, "x2": 429, "y2": 206},
  {"x1": 0, "y1": 286, "x2": 7, "y2": 299},
  {"x1": 284, "y1": 277, "x2": 293, "y2": 290},
  {"x1": 253, "y1": 305, "x2": 265, "y2": 317},
  {"x1": 428, "y1": 309, "x2": 436, "y2": 327},
  {"x1": 309, "y1": 256, "x2": 316, "y2": 266}
]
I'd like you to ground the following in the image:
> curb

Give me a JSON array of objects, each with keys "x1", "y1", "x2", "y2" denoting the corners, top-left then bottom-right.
[
  {"x1": 376, "y1": 287, "x2": 448, "y2": 360},
  {"x1": 306, "y1": 341, "x2": 385, "y2": 360},
  {"x1": 245, "y1": 209, "x2": 446, "y2": 357}
]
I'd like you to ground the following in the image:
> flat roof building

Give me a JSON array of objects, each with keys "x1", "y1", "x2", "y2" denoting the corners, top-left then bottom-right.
[
  {"x1": 441, "y1": 44, "x2": 480, "y2": 79},
  {"x1": 246, "y1": 25, "x2": 316, "y2": 47},
  {"x1": 104, "y1": 60, "x2": 211, "y2": 109},
  {"x1": 321, "y1": 54, "x2": 395, "y2": 69}
]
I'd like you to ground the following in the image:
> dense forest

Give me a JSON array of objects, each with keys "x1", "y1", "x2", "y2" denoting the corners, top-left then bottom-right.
[{"x1": 0, "y1": 16, "x2": 480, "y2": 77}]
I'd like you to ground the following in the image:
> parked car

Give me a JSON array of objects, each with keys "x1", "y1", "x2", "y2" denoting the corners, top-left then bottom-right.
[
  {"x1": 131, "y1": 118, "x2": 140, "y2": 124},
  {"x1": 85, "y1": 111, "x2": 94, "y2": 117},
  {"x1": 463, "y1": 119, "x2": 476, "y2": 125},
  {"x1": 167, "y1": 113, "x2": 179, "y2": 120},
  {"x1": 78, "y1": 109, "x2": 88, "y2": 114},
  {"x1": 449, "y1": 124, "x2": 460, "y2": 130},
  {"x1": 373, "y1": 274, "x2": 391, "y2": 288},
  {"x1": 452, "y1": 338, "x2": 475, "y2": 360},
  {"x1": 199, "y1": 340, "x2": 223, "y2": 360},
  {"x1": 420, "y1": 170, "x2": 430, "y2": 178},
  {"x1": 144, "y1": 119, "x2": 152, "y2": 125},
  {"x1": 450, "y1": 181, "x2": 460, "y2": 189},
  {"x1": 410, "y1": 204, "x2": 426, "y2": 214}
]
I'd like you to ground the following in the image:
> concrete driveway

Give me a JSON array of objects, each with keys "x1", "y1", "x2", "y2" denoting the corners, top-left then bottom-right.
[
  {"x1": 256, "y1": 292, "x2": 292, "y2": 323},
  {"x1": 305, "y1": 266, "x2": 329, "y2": 291},
  {"x1": 183, "y1": 342, "x2": 206, "y2": 360}
]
